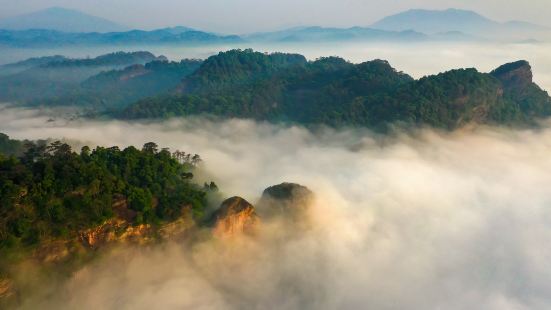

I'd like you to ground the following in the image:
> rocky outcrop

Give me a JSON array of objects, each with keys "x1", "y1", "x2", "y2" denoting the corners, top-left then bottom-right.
[
  {"x1": 79, "y1": 219, "x2": 154, "y2": 249},
  {"x1": 1, "y1": 203, "x2": 196, "y2": 307},
  {"x1": 210, "y1": 197, "x2": 258, "y2": 237},
  {"x1": 491, "y1": 60, "x2": 533, "y2": 89},
  {"x1": 259, "y1": 183, "x2": 314, "y2": 219},
  {"x1": 0, "y1": 278, "x2": 15, "y2": 300},
  {"x1": 31, "y1": 204, "x2": 195, "y2": 265},
  {"x1": 490, "y1": 60, "x2": 551, "y2": 118}
]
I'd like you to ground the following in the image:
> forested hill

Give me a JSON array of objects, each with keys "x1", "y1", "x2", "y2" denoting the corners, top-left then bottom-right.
[
  {"x1": 122, "y1": 49, "x2": 551, "y2": 130},
  {"x1": 0, "y1": 52, "x2": 200, "y2": 110},
  {"x1": 0, "y1": 135, "x2": 212, "y2": 251},
  {"x1": 0, "y1": 51, "x2": 165, "y2": 104},
  {"x1": 0, "y1": 134, "x2": 220, "y2": 306},
  {"x1": 49, "y1": 59, "x2": 203, "y2": 110}
]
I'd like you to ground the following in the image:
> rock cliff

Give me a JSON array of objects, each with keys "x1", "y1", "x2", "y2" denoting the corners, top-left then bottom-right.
[
  {"x1": 259, "y1": 182, "x2": 314, "y2": 219},
  {"x1": 491, "y1": 60, "x2": 533, "y2": 89},
  {"x1": 209, "y1": 197, "x2": 259, "y2": 238}
]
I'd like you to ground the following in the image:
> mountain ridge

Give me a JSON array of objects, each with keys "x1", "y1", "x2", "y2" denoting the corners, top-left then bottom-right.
[
  {"x1": 371, "y1": 8, "x2": 550, "y2": 40},
  {"x1": 0, "y1": 7, "x2": 128, "y2": 33},
  {"x1": 0, "y1": 28, "x2": 243, "y2": 47},
  {"x1": 121, "y1": 49, "x2": 551, "y2": 130}
]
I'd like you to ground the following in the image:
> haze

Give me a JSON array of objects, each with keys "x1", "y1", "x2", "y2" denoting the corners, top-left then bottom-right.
[
  {"x1": 1, "y1": 1, "x2": 551, "y2": 308},
  {"x1": 1, "y1": 42, "x2": 550, "y2": 92},
  {"x1": 2, "y1": 105, "x2": 551, "y2": 309},
  {"x1": 0, "y1": 0, "x2": 550, "y2": 33}
]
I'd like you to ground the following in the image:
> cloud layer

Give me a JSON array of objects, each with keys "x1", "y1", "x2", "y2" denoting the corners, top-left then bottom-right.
[{"x1": 2, "y1": 105, "x2": 551, "y2": 309}]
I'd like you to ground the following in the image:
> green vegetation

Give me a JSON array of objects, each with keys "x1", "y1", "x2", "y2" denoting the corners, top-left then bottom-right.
[
  {"x1": 123, "y1": 49, "x2": 551, "y2": 130},
  {"x1": 0, "y1": 135, "x2": 209, "y2": 251},
  {"x1": 2, "y1": 49, "x2": 550, "y2": 130},
  {"x1": 0, "y1": 51, "x2": 166, "y2": 107},
  {"x1": 64, "y1": 59, "x2": 202, "y2": 110},
  {"x1": 0, "y1": 133, "x2": 28, "y2": 157}
]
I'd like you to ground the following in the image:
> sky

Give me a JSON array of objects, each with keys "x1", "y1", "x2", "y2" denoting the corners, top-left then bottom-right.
[{"x1": 0, "y1": 0, "x2": 550, "y2": 33}]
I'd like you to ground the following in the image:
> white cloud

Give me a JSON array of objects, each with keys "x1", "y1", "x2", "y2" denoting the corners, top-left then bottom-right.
[{"x1": 2, "y1": 105, "x2": 551, "y2": 309}]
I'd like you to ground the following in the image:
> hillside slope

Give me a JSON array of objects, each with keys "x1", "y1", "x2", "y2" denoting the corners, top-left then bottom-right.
[{"x1": 122, "y1": 49, "x2": 551, "y2": 130}]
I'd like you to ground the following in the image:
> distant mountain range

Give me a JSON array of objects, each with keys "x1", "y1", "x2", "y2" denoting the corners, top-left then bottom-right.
[
  {"x1": 245, "y1": 26, "x2": 427, "y2": 42},
  {"x1": 370, "y1": 8, "x2": 550, "y2": 41},
  {"x1": 0, "y1": 7, "x2": 128, "y2": 33},
  {"x1": 0, "y1": 7, "x2": 549, "y2": 46},
  {"x1": 0, "y1": 29, "x2": 243, "y2": 47},
  {"x1": 0, "y1": 51, "x2": 168, "y2": 105}
]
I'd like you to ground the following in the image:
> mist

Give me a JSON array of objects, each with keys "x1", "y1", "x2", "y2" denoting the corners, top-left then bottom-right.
[
  {"x1": 2, "y1": 104, "x2": 551, "y2": 309},
  {"x1": 1, "y1": 41, "x2": 551, "y2": 92},
  {"x1": 1, "y1": 0, "x2": 551, "y2": 33}
]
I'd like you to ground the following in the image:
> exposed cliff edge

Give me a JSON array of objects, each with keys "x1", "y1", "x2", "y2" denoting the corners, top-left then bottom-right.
[
  {"x1": 208, "y1": 196, "x2": 259, "y2": 238},
  {"x1": 491, "y1": 60, "x2": 533, "y2": 88},
  {"x1": 0, "y1": 182, "x2": 313, "y2": 307},
  {"x1": 490, "y1": 60, "x2": 551, "y2": 118}
]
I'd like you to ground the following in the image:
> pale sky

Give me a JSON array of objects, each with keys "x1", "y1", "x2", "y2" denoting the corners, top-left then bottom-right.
[{"x1": 0, "y1": 0, "x2": 549, "y2": 34}]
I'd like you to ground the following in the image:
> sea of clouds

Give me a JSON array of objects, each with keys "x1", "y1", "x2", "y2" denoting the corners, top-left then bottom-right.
[{"x1": 2, "y1": 105, "x2": 551, "y2": 309}]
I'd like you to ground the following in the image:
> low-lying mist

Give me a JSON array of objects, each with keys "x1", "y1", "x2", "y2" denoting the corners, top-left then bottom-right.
[
  {"x1": 2, "y1": 41, "x2": 551, "y2": 91},
  {"x1": 2, "y1": 105, "x2": 551, "y2": 309}
]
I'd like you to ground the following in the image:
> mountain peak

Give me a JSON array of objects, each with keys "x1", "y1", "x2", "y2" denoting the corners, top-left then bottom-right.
[
  {"x1": 491, "y1": 60, "x2": 533, "y2": 87},
  {"x1": 43, "y1": 6, "x2": 80, "y2": 13},
  {"x1": 370, "y1": 8, "x2": 549, "y2": 40},
  {"x1": 0, "y1": 7, "x2": 128, "y2": 33},
  {"x1": 371, "y1": 8, "x2": 495, "y2": 34},
  {"x1": 209, "y1": 197, "x2": 259, "y2": 237},
  {"x1": 405, "y1": 8, "x2": 480, "y2": 15}
]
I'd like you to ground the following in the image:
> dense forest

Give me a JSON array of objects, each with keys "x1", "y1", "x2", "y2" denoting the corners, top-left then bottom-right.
[
  {"x1": 0, "y1": 135, "x2": 212, "y2": 253},
  {"x1": 1, "y1": 49, "x2": 550, "y2": 129},
  {"x1": 122, "y1": 49, "x2": 551, "y2": 130},
  {"x1": 46, "y1": 59, "x2": 203, "y2": 110},
  {"x1": 0, "y1": 51, "x2": 177, "y2": 108}
]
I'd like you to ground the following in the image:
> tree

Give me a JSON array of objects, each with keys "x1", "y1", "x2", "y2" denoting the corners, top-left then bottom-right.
[
  {"x1": 81, "y1": 146, "x2": 91, "y2": 157},
  {"x1": 127, "y1": 187, "x2": 153, "y2": 212},
  {"x1": 142, "y1": 142, "x2": 158, "y2": 154}
]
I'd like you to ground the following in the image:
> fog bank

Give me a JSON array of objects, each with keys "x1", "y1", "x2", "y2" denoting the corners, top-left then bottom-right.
[{"x1": 2, "y1": 105, "x2": 551, "y2": 309}]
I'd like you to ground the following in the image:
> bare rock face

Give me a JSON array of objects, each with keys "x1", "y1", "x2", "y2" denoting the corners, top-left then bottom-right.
[
  {"x1": 259, "y1": 183, "x2": 314, "y2": 219},
  {"x1": 491, "y1": 60, "x2": 533, "y2": 89},
  {"x1": 210, "y1": 197, "x2": 258, "y2": 237}
]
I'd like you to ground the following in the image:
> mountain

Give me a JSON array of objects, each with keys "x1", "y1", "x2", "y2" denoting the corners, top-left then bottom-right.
[
  {"x1": 0, "y1": 137, "x2": 211, "y2": 306},
  {"x1": 159, "y1": 26, "x2": 197, "y2": 34},
  {"x1": 246, "y1": 26, "x2": 427, "y2": 42},
  {"x1": 0, "y1": 7, "x2": 128, "y2": 33},
  {"x1": 0, "y1": 55, "x2": 67, "y2": 76},
  {"x1": 371, "y1": 9, "x2": 495, "y2": 34},
  {"x1": 57, "y1": 59, "x2": 203, "y2": 110},
  {"x1": 371, "y1": 8, "x2": 550, "y2": 40},
  {"x1": 0, "y1": 51, "x2": 166, "y2": 104},
  {"x1": 0, "y1": 28, "x2": 243, "y2": 47},
  {"x1": 122, "y1": 49, "x2": 551, "y2": 130},
  {"x1": 0, "y1": 130, "x2": 311, "y2": 306},
  {"x1": 3, "y1": 49, "x2": 550, "y2": 130}
]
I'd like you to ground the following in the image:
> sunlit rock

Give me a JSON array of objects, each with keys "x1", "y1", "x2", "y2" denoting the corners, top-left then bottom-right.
[{"x1": 210, "y1": 197, "x2": 258, "y2": 237}]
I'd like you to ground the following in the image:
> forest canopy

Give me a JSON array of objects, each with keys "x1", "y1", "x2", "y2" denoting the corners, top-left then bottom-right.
[{"x1": 0, "y1": 135, "x2": 211, "y2": 251}]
